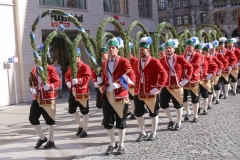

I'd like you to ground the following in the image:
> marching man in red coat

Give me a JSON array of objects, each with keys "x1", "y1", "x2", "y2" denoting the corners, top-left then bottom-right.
[
  {"x1": 217, "y1": 37, "x2": 237, "y2": 99},
  {"x1": 158, "y1": 43, "x2": 166, "y2": 58},
  {"x1": 133, "y1": 37, "x2": 168, "y2": 141},
  {"x1": 29, "y1": 44, "x2": 61, "y2": 149},
  {"x1": 98, "y1": 37, "x2": 135, "y2": 155},
  {"x1": 182, "y1": 37, "x2": 201, "y2": 122},
  {"x1": 160, "y1": 39, "x2": 193, "y2": 129},
  {"x1": 227, "y1": 38, "x2": 240, "y2": 95},
  {"x1": 91, "y1": 47, "x2": 108, "y2": 124},
  {"x1": 210, "y1": 40, "x2": 229, "y2": 104},
  {"x1": 65, "y1": 48, "x2": 91, "y2": 138},
  {"x1": 199, "y1": 44, "x2": 218, "y2": 115}
]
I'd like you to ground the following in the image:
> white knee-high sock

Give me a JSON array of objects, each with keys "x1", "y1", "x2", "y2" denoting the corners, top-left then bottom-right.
[
  {"x1": 136, "y1": 116, "x2": 146, "y2": 135},
  {"x1": 183, "y1": 102, "x2": 190, "y2": 114},
  {"x1": 224, "y1": 84, "x2": 230, "y2": 96},
  {"x1": 72, "y1": 112, "x2": 83, "y2": 128},
  {"x1": 107, "y1": 128, "x2": 115, "y2": 146},
  {"x1": 130, "y1": 100, "x2": 135, "y2": 113},
  {"x1": 208, "y1": 94, "x2": 213, "y2": 105},
  {"x1": 118, "y1": 129, "x2": 126, "y2": 147},
  {"x1": 151, "y1": 116, "x2": 158, "y2": 136},
  {"x1": 216, "y1": 90, "x2": 220, "y2": 101},
  {"x1": 232, "y1": 82, "x2": 237, "y2": 93},
  {"x1": 34, "y1": 125, "x2": 45, "y2": 140},
  {"x1": 238, "y1": 79, "x2": 240, "y2": 85},
  {"x1": 83, "y1": 114, "x2": 89, "y2": 132},
  {"x1": 213, "y1": 90, "x2": 216, "y2": 97},
  {"x1": 203, "y1": 98, "x2": 208, "y2": 110},
  {"x1": 48, "y1": 125, "x2": 54, "y2": 142},
  {"x1": 220, "y1": 85, "x2": 223, "y2": 94},
  {"x1": 176, "y1": 108, "x2": 183, "y2": 125},
  {"x1": 163, "y1": 108, "x2": 174, "y2": 122},
  {"x1": 192, "y1": 103, "x2": 199, "y2": 118}
]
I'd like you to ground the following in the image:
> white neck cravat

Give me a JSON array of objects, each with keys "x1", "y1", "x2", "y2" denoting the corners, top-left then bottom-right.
[{"x1": 140, "y1": 58, "x2": 146, "y2": 83}]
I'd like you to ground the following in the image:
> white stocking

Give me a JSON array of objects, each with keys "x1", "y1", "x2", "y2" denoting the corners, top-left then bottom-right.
[
  {"x1": 216, "y1": 90, "x2": 220, "y2": 101},
  {"x1": 224, "y1": 84, "x2": 230, "y2": 96},
  {"x1": 183, "y1": 102, "x2": 190, "y2": 114},
  {"x1": 163, "y1": 108, "x2": 174, "y2": 122},
  {"x1": 83, "y1": 114, "x2": 89, "y2": 132},
  {"x1": 107, "y1": 128, "x2": 115, "y2": 146},
  {"x1": 33, "y1": 125, "x2": 45, "y2": 140},
  {"x1": 151, "y1": 116, "x2": 158, "y2": 136},
  {"x1": 118, "y1": 129, "x2": 126, "y2": 147},
  {"x1": 48, "y1": 125, "x2": 54, "y2": 142},
  {"x1": 176, "y1": 108, "x2": 183, "y2": 125},
  {"x1": 130, "y1": 100, "x2": 135, "y2": 113},
  {"x1": 72, "y1": 112, "x2": 83, "y2": 128},
  {"x1": 203, "y1": 98, "x2": 208, "y2": 110},
  {"x1": 192, "y1": 103, "x2": 199, "y2": 118},
  {"x1": 232, "y1": 82, "x2": 237, "y2": 93},
  {"x1": 208, "y1": 94, "x2": 213, "y2": 106},
  {"x1": 136, "y1": 116, "x2": 146, "y2": 135}
]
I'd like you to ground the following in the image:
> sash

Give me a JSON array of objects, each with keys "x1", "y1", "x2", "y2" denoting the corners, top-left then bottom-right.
[
  {"x1": 72, "y1": 87, "x2": 90, "y2": 108},
  {"x1": 184, "y1": 82, "x2": 199, "y2": 96},
  {"x1": 106, "y1": 91, "x2": 127, "y2": 118},
  {"x1": 230, "y1": 68, "x2": 239, "y2": 79},
  {"x1": 37, "y1": 96, "x2": 56, "y2": 120},
  {"x1": 166, "y1": 86, "x2": 183, "y2": 104},
  {"x1": 200, "y1": 80, "x2": 212, "y2": 92}
]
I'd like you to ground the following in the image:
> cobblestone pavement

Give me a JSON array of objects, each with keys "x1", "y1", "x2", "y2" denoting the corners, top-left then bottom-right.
[{"x1": 0, "y1": 91, "x2": 239, "y2": 160}]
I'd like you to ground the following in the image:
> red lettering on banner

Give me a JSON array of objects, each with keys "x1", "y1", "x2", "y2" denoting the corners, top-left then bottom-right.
[{"x1": 51, "y1": 22, "x2": 70, "y2": 27}]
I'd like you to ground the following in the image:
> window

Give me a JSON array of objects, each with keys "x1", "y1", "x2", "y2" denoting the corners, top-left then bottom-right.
[
  {"x1": 231, "y1": 11, "x2": 236, "y2": 21},
  {"x1": 184, "y1": 16, "x2": 189, "y2": 24},
  {"x1": 176, "y1": 16, "x2": 182, "y2": 25},
  {"x1": 39, "y1": 0, "x2": 86, "y2": 9},
  {"x1": 176, "y1": 0, "x2": 181, "y2": 8},
  {"x1": 201, "y1": 13, "x2": 207, "y2": 23},
  {"x1": 138, "y1": 0, "x2": 152, "y2": 18},
  {"x1": 104, "y1": 0, "x2": 128, "y2": 14},
  {"x1": 182, "y1": 0, "x2": 188, "y2": 7},
  {"x1": 159, "y1": 0, "x2": 165, "y2": 9}
]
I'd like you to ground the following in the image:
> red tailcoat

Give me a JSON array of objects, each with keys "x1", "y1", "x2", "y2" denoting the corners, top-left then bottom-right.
[
  {"x1": 31, "y1": 65, "x2": 61, "y2": 100},
  {"x1": 200, "y1": 55, "x2": 218, "y2": 80},
  {"x1": 101, "y1": 55, "x2": 136, "y2": 100},
  {"x1": 160, "y1": 54, "x2": 193, "y2": 87},
  {"x1": 183, "y1": 52, "x2": 201, "y2": 83},
  {"x1": 218, "y1": 48, "x2": 237, "y2": 72},
  {"x1": 91, "y1": 70, "x2": 97, "y2": 83},
  {"x1": 211, "y1": 51, "x2": 229, "y2": 70},
  {"x1": 65, "y1": 61, "x2": 91, "y2": 95},
  {"x1": 134, "y1": 55, "x2": 168, "y2": 95},
  {"x1": 229, "y1": 47, "x2": 240, "y2": 69}
]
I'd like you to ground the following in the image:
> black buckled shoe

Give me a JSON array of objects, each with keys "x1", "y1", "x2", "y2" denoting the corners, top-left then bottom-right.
[
  {"x1": 79, "y1": 130, "x2": 87, "y2": 138},
  {"x1": 233, "y1": 92, "x2": 236, "y2": 95},
  {"x1": 184, "y1": 114, "x2": 191, "y2": 121},
  {"x1": 76, "y1": 127, "x2": 83, "y2": 136},
  {"x1": 101, "y1": 119, "x2": 104, "y2": 125},
  {"x1": 224, "y1": 95, "x2": 228, "y2": 99},
  {"x1": 203, "y1": 110, "x2": 208, "y2": 115},
  {"x1": 216, "y1": 100, "x2": 219, "y2": 104},
  {"x1": 198, "y1": 107, "x2": 202, "y2": 114},
  {"x1": 35, "y1": 137, "x2": 47, "y2": 149},
  {"x1": 207, "y1": 104, "x2": 211, "y2": 109},
  {"x1": 212, "y1": 96, "x2": 216, "y2": 102},
  {"x1": 148, "y1": 133, "x2": 156, "y2": 141},
  {"x1": 116, "y1": 146, "x2": 125, "y2": 155},
  {"x1": 219, "y1": 94, "x2": 223, "y2": 99},
  {"x1": 167, "y1": 121, "x2": 175, "y2": 130},
  {"x1": 105, "y1": 143, "x2": 118, "y2": 155},
  {"x1": 44, "y1": 141, "x2": 55, "y2": 149},
  {"x1": 129, "y1": 114, "x2": 136, "y2": 120},
  {"x1": 136, "y1": 133, "x2": 148, "y2": 142},
  {"x1": 192, "y1": 117, "x2": 199, "y2": 123},
  {"x1": 173, "y1": 123, "x2": 181, "y2": 131}
]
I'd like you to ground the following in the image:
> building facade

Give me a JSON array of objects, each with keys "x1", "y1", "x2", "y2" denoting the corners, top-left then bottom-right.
[
  {"x1": 0, "y1": 0, "x2": 158, "y2": 106},
  {"x1": 157, "y1": 0, "x2": 240, "y2": 38}
]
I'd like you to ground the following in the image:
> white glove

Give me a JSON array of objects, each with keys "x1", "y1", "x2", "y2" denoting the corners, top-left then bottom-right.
[
  {"x1": 43, "y1": 84, "x2": 50, "y2": 91},
  {"x1": 66, "y1": 82, "x2": 71, "y2": 88},
  {"x1": 179, "y1": 78, "x2": 189, "y2": 87},
  {"x1": 30, "y1": 88, "x2": 36, "y2": 94},
  {"x1": 228, "y1": 66, "x2": 232, "y2": 71},
  {"x1": 94, "y1": 82, "x2": 98, "y2": 88},
  {"x1": 72, "y1": 78, "x2": 78, "y2": 85},
  {"x1": 235, "y1": 62, "x2": 240, "y2": 68},
  {"x1": 206, "y1": 74, "x2": 213, "y2": 80},
  {"x1": 97, "y1": 77, "x2": 102, "y2": 84},
  {"x1": 217, "y1": 70, "x2": 222, "y2": 75},
  {"x1": 109, "y1": 83, "x2": 120, "y2": 91},
  {"x1": 149, "y1": 88, "x2": 160, "y2": 95}
]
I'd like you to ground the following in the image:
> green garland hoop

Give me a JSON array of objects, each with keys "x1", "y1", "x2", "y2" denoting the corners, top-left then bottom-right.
[
  {"x1": 133, "y1": 31, "x2": 146, "y2": 57},
  {"x1": 197, "y1": 29, "x2": 211, "y2": 42}
]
